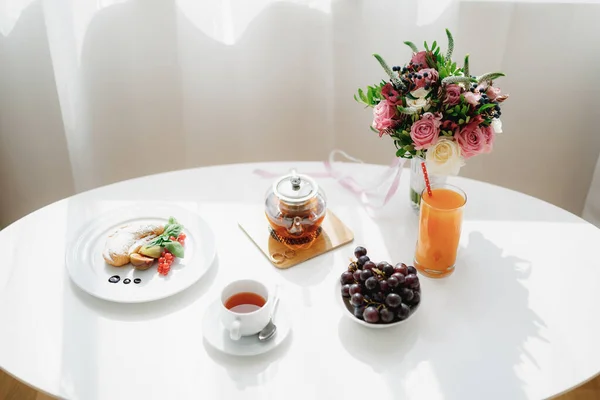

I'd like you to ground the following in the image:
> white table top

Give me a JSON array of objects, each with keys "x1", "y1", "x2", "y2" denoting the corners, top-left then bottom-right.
[{"x1": 1, "y1": 162, "x2": 600, "y2": 400}]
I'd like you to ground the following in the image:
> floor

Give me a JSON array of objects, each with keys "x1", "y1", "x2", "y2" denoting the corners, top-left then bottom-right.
[{"x1": 0, "y1": 369, "x2": 599, "y2": 400}]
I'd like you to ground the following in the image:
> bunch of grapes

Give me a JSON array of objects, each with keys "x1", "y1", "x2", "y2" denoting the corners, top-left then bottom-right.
[{"x1": 340, "y1": 246, "x2": 421, "y2": 324}]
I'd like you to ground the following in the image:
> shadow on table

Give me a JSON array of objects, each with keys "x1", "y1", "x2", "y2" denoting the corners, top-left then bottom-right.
[
  {"x1": 69, "y1": 254, "x2": 219, "y2": 321},
  {"x1": 338, "y1": 230, "x2": 546, "y2": 400},
  {"x1": 202, "y1": 331, "x2": 293, "y2": 390}
]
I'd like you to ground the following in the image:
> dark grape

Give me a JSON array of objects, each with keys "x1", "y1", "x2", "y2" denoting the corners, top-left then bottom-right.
[
  {"x1": 397, "y1": 303, "x2": 411, "y2": 320},
  {"x1": 354, "y1": 306, "x2": 366, "y2": 319},
  {"x1": 349, "y1": 283, "x2": 362, "y2": 296},
  {"x1": 391, "y1": 273, "x2": 406, "y2": 285},
  {"x1": 360, "y1": 269, "x2": 373, "y2": 281},
  {"x1": 394, "y1": 263, "x2": 408, "y2": 276},
  {"x1": 341, "y1": 271, "x2": 354, "y2": 285},
  {"x1": 400, "y1": 287, "x2": 414, "y2": 302},
  {"x1": 382, "y1": 263, "x2": 395, "y2": 277},
  {"x1": 350, "y1": 293, "x2": 365, "y2": 307},
  {"x1": 363, "y1": 306, "x2": 380, "y2": 323},
  {"x1": 379, "y1": 280, "x2": 390, "y2": 293},
  {"x1": 357, "y1": 255, "x2": 370, "y2": 268},
  {"x1": 341, "y1": 284, "x2": 351, "y2": 297},
  {"x1": 354, "y1": 246, "x2": 367, "y2": 258},
  {"x1": 407, "y1": 265, "x2": 417, "y2": 275},
  {"x1": 405, "y1": 274, "x2": 418, "y2": 287},
  {"x1": 411, "y1": 291, "x2": 421, "y2": 305},
  {"x1": 365, "y1": 277, "x2": 379, "y2": 290},
  {"x1": 353, "y1": 270, "x2": 362, "y2": 281},
  {"x1": 363, "y1": 261, "x2": 376, "y2": 271},
  {"x1": 373, "y1": 292, "x2": 384, "y2": 303},
  {"x1": 411, "y1": 281, "x2": 420, "y2": 290},
  {"x1": 385, "y1": 293, "x2": 402, "y2": 308},
  {"x1": 387, "y1": 276, "x2": 399, "y2": 289},
  {"x1": 380, "y1": 308, "x2": 395, "y2": 323}
]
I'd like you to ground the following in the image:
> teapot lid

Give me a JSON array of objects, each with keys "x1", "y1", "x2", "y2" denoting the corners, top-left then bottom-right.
[{"x1": 273, "y1": 169, "x2": 319, "y2": 204}]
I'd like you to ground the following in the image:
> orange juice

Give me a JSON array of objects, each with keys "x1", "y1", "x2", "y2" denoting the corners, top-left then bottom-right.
[{"x1": 414, "y1": 185, "x2": 466, "y2": 278}]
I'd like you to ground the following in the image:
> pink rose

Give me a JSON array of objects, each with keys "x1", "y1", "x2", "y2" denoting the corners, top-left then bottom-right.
[
  {"x1": 444, "y1": 84, "x2": 462, "y2": 105},
  {"x1": 411, "y1": 51, "x2": 429, "y2": 69},
  {"x1": 410, "y1": 112, "x2": 442, "y2": 150},
  {"x1": 481, "y1": 124, "x2": 495, "y2": 153},
  {"x1": 381, "y1": 83, "x2": 402, "y2": 106},
  {"x1": 486, "y1": 86, "x2": 501, "y2": 100},
  {"x1": 412, "y1": 68, "x2": 439, "y2": 90},
  {"x1": 372, "y1": 100, "x2": 397, "y2": 134},
  {"x1": 463, "y1": 91, "x2": 481, "y2": 106},
  {"x1": 455, "y1": 116, "x2": 489, "y2": 159}
]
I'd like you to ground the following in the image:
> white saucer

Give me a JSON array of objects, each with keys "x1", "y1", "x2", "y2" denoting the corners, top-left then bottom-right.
[{"x1": 202, "y1": 299, "x2": 292, "y2": 356}]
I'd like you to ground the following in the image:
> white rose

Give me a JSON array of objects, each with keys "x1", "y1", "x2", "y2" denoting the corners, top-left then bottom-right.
[
  {"x1": 406, "y1": 96, "x2": 430, "y2": 111},
  {"x1": 492, "y1": 118, "x2": 503, "y2": 134},
  {"x1": 410, "y1": 88, "x2": 430, "y2": 99},
  {"x1": 425, "y1": 138, "x2": 465, "y2": 176}
]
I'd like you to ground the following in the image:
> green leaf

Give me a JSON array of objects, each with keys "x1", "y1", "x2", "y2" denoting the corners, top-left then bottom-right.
[
  {"x1": 405, "y1": 92, "x2": 418, "y2": 100},
  {"x1": 423, "y1": 41, "x2": 430, "y2": 51},
  {"x1": 458, "y1": 119, "x2": 465, "y2": 124},
  {"x1": 370, "y1": 126, "x2": 379, "y2": 133},
  {"x1": 454, "y1": 104, "x2": 460, "y2": 112},
  {"x1": 461, "y1": 105, "x2": 467, "y2": 113},
  {"x1": 463, "y1": 54, "x2": 470, "y2": 77},
  {"x1": 478, "y1": 103, "x2": 496, "y2": 113},
  {"x1": 373, "y1": 54, "x2": 405, "y2": 90},
  {"x1": 367, "y1": 87, "x2": 374, "y2": 104},
  {"x1": 353, "y1": 94, "x2": 359, "y2": 103},
  {"x1": 466, "y1": 116, "x2": 470, "y2": 123},
  {"x1": 445, "y1": 28, "x2": 454, "y2": 61},
  {"x1": 424, "y1": 90, "x2": 434, "y2": 99},
  {"x1": 432, "y1": 40, "x2": 437, "y2": 51},
  {"x1": 396, "y1": 149, "x2": 405, "y2": 157},
  {"x1": 441, "y1": 76, "x2": 475, "y2": 85},
  {"x1": 165, "y1": 241, "x2": 185, "y2": 258},
  {"x1": 425, "y1": 53, "x2": 437, "y2": 69},
  {"x1": 358, "y1": 88, "x2": 367, "y2": 103},
  {"x1": 477, "y1": 72, "x2": 506, "y2": 84},
  {"x1": 404, "y1": 41, "x2": 418, "y2": 53}
]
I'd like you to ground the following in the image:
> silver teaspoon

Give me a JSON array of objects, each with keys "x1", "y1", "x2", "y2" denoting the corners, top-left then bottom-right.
[{"x1": 258, "y1": 296, "x2": 280, "y2": 342}]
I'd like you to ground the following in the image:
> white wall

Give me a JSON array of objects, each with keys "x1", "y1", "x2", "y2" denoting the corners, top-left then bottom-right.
[{"x1": 1, "y1": 0, "x2": 599, "y2": 227}]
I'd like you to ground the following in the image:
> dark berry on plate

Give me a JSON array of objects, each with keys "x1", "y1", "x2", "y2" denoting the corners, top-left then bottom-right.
[
  {"x1": 405, "y1": 274, "x2": 418, "y2": 287},
  {"x1": 387, "y1": 276, "x2": 399, "y2": 289},
  {"x1": 397, "y1": 304, "x2": 411, "y2": 320},
  {"x1": 350, "y1": 293, "x2": 365, "y2": 307},
  {"x1": 341, "y1": 284, "x2": 351, "y2": 297},
  {"x1": 394, "y1": 263, "x2": 408, "y2": 276},
  {"x1": 363, "y1": 261, "x2": 376, "y2": 271},
  {"x1": 379, "y1": 280, "x2": 390, "y2": 293},
  {"x1": 354, "y1": 306, "x2": 366, "y2": 319},
  {"x1": 400, "y1": 288, "x2": 414, "y2": 302},
  {"x1": 385, "y1": 293, "x2": 402, "y2": 308},
  {"x1": 341, "y1": 271, "x2": 354, "y2": 285},
  {"x1": 357, "y1": 255, "x2": 370, "y2": 268},
  {"x1": 411, "y1": 281, "x2": 420, "y2": 290},
  {"x1": 363, "y1": 306, "x2": 380, "y2": 323},
  {"x1": 380, "y1": 308, "x2": 395, "y2": 323},
  {"x1": 349, "y1": 283, "x2": 362, "y2": 296},
  {"x1": 407, "y1": 265, "x2": 417, "y2": 275},
  {"x1": 382, "y1": 263, "x2": 395, "y2": 277},
  {"x1": 373, "y1": 292, "x2": 384, "y2": 303},
  {"x1": 354, "y1": 246, "x2": 367, "y2": 258},
  {"x1": 391, "y1": 273, "x2": 406, "y2": 285},
  {"x1": 360, "y1": 269, "x2": 373, "y2": 281},
  {"x1": 353, "y1": 270, "x2": 362, "y2": 281},
  {"x1": 365, "y1": 277, "x2": 379, "y2": 291},
  {"x1": 411, "y1": 291, "x2": 421, "y2": 305}
]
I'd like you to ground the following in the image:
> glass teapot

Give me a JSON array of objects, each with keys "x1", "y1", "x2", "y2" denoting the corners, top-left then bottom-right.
[{"x1": 264, "y1": 169, "x2": 327, "y2": 243}]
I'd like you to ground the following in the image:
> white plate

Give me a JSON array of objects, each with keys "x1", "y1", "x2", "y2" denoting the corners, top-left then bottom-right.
[
  {"x1": 202, "y1": 299, "x2": 291, "y2": 356},
  {"x1": 337, "y1": 282, "x2": 420, "y2": 328},
  {"x1": 66, "y1": 204, "x2": 216, "y2": 303}
]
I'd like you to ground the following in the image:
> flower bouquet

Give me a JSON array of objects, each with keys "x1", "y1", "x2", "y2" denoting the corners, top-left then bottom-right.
[{"x1": 355, "y1": 29, "x2": 508, "y2": 207}]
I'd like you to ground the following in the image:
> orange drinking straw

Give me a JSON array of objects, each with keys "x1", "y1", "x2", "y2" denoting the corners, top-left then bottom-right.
[{"x1": 421, "y1": 161, "x2": 433, "y2": 197}]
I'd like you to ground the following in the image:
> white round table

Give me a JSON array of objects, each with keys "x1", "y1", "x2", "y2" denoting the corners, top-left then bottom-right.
[{"x1": 2, "y1": 162, "x2": 600, "y2": 400}]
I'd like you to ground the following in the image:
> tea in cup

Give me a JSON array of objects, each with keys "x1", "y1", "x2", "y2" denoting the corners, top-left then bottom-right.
[{"x1": 220, "y1": 279, "x2": 272, "y2": 341}]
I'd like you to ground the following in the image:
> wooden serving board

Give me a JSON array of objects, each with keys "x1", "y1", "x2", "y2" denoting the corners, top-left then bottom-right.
[{"x1": 238, "y1": 209, "x2": 354, "y2": 269}]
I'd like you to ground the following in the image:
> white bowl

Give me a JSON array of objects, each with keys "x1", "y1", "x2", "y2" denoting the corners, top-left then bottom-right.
[{"x1": 337, "y1": 281, "x2": 420, "y2": 329}]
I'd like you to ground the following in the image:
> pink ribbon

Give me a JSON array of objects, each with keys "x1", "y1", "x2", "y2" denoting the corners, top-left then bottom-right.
[{"x1": 253, "y1": 150, "x2": 406, "y2": 210}]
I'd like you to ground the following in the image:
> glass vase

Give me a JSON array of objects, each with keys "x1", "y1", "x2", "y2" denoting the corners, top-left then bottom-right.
[{"x1": 409, "y1": 156, "x2": 447, "y2": 209}]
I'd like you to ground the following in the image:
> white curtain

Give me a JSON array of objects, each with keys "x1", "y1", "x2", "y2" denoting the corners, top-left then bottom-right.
[{"x1": 1, "y1": 0, "x2": 600, "y2": 227}]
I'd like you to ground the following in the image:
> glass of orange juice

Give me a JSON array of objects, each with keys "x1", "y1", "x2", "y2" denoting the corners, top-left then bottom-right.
[{"x1": 414, "y1": 183, "x2": 466, "y2": 278}]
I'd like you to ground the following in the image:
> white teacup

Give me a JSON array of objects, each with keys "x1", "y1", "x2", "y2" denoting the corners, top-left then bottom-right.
[{"x1": 220, "y1": 279, "x2": 272, "y2": 341}]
